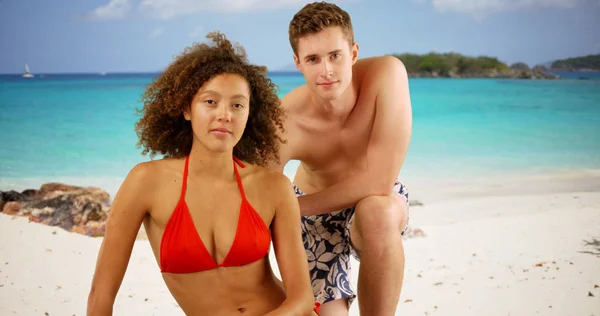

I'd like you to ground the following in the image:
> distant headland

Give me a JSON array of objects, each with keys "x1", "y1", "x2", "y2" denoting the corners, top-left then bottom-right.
[
  {"x1": 389, "y1": 52, "x2": 559, "y2": 79},
  {"x1": 548, "y1": 54, "x2": 600, "y2": 72}
]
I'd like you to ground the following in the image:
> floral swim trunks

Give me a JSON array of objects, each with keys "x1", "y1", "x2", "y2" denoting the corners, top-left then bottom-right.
[{"x1": 294, "y1": 181, "x2": 409, "y2": 306}]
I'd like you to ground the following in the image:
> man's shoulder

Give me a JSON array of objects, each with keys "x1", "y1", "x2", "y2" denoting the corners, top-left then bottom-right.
[
  {"x1": 355, "y1": 56, "x2": 408, "y2": 82},
  {"x1": 356, "y1": 55, "x2": 406, "y2": 71},
  {"x1": 354, "y1": 56, "x2": 408, "y2": 95}
]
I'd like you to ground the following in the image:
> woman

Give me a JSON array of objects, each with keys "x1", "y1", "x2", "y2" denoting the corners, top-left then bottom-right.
[{"x1": 87, "y1": 31, "x2": 319, "y2": 315}]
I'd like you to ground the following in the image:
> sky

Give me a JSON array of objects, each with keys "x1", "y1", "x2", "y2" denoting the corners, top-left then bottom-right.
[{"x1": 1, "y1": 0, "x2": 599, "y2": 74}]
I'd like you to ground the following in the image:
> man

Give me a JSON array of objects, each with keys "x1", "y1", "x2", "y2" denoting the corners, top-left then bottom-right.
[{"x1": 269, "y1": 1, "x2": 413, "y2": 315}]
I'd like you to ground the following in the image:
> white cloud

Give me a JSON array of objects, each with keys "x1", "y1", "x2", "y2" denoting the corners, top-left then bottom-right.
[
  {"x1": 189, "y1": 25, "x2": 205, "y2": 38},
  {"x1": 148, "y1": 27, "x2": 164, "y2": 39},
  {"x1": 87, "y1": 0, "x2": 354, "y2": 21},
  {"x1": 88, "y1": 0, "x2": 132, "y2": 20},
  {"x1": 419, "y1": 0, "x2": 586, "y2": 18},
  {"x1": 139, "y1": 0, "x2": 350, "y2": 20}
]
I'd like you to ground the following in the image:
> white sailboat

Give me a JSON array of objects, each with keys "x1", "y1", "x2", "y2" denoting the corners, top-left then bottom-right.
[{"x1": 23, "y1": 63, "x2": 34, "y2": 78}]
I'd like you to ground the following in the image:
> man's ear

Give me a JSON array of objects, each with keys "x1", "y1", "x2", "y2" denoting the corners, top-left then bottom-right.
[
  {"x1": 294, "y1": 54, "x2": 303, "y2": 73},
  {"x1": 351, "y1": 42, "x2": 359, "y2": 65}
]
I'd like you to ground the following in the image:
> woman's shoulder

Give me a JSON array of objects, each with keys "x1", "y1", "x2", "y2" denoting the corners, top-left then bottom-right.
[
  {"x1": 238, "y1": 163, "x2": 296, "y2": 215},
  {"x1": 241, "y1": 162, "x2": 292, "y2": 192},
  {"x1": 126, "y1": 157, "x2": 186, "y2": 186}
]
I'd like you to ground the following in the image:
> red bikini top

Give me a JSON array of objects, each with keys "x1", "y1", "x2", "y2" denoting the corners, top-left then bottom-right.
[{"x1": 160, "y1": 156, "x2": 271, "y2": 274}]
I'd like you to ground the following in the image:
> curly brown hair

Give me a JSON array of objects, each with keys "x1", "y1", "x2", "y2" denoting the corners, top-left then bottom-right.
[
  {"x1": 288, "y1": 1, "x2": 354, "y2": 56},
  {"x1": 134, "y1": 31, "x2": 286, "y2": 167}
]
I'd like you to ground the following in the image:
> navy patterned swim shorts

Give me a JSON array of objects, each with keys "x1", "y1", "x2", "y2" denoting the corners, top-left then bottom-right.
[{"x1": 294, "y1": 181, "x2": 409, "y2": 306}]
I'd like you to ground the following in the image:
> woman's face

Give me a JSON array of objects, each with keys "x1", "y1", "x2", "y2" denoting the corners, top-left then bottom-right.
[{"x1": 184, "y1": 73, "x2": 250, "y2": 154}]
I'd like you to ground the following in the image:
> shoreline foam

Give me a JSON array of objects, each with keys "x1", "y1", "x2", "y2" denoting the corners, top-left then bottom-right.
[{"x1": 3, "y1": 167, "x2": 599, "y2": 203}]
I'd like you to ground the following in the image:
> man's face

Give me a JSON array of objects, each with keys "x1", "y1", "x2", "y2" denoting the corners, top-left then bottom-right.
[{"x1": 294, "y1": 26, "x2": 358, "y2": 101}]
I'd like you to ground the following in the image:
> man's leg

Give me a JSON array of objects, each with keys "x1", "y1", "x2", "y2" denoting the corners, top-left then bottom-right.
[
  {"x1": 295, "y1": 184, "x2": 356, "y2": 316},
  {"x1": 349, "y1": 192, "x2": 409, "y2": 315}
]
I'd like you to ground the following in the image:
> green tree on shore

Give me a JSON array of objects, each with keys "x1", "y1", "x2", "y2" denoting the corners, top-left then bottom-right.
[
  {"x1": 390, "y1": 52, "x2": 510, "y2": 76},
  {"x1": 551, "y1": 54, "x2": 600, "y2": 70}
]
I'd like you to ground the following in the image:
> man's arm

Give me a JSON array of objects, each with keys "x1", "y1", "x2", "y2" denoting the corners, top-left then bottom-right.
[{"x1": 298, "y1": 56, "x2": 412, "y2": 216}]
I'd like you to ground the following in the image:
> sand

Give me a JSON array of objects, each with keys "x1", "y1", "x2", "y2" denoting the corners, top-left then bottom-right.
[{"x1": 1, "y1": 171, "x2": 599, "y2": 315}]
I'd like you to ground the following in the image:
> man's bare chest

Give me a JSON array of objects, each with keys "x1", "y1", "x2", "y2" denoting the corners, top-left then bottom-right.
[{"x1": 292, "y1": 105, "x2": 375, "y2": 167}]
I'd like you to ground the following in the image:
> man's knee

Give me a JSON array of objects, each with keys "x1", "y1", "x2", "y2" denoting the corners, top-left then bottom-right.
[{"x1": 354, "y1": 195, "x2": 408, "y2": 239}]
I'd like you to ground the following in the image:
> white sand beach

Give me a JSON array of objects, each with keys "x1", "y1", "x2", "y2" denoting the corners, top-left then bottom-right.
[{"x1": 1, "y1": 171, "x2": 599, "y2": 316}]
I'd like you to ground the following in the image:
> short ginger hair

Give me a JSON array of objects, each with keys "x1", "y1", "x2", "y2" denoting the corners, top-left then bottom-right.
[
  {"x1": 288, "y1": 1, "x2": 354, "y2": 56},
  {"x1": 135, "y1": 31, "x2": 286, "y2": 167}
]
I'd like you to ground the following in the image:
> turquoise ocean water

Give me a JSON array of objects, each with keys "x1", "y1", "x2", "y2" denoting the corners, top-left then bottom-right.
[{"x1": 1, "y1": 72, "x2": 599, "y2": 193}]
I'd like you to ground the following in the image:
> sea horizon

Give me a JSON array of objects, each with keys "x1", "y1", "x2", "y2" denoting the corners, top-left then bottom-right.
[{"x1": 2, "y1": 69, "x2": 600, "y2": 76}]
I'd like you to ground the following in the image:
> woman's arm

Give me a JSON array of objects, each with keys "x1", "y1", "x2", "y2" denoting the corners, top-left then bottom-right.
[
  {"x1": 87, "y1": 163, "x2": 154, "y2": 316},
  {"x1": 264, "y1": 172, "x2": 316, "y2": 316}
]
